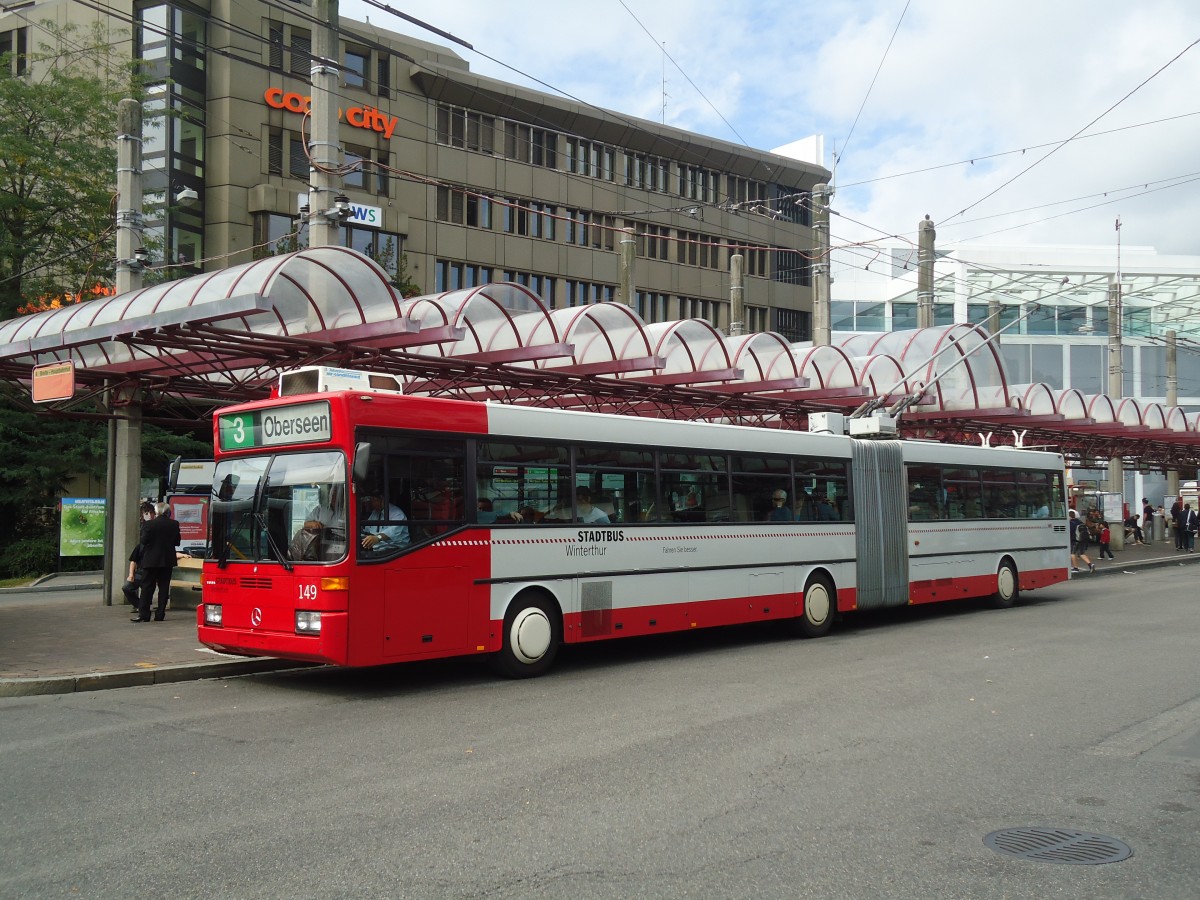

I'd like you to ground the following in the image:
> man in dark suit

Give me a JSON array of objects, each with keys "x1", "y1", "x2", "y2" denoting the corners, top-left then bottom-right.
[
  {"x1": 1182, "y1": 503, "x2": 1198, "y2": 554},
  {"x1": 133, "y1": 502, "x2": 182, "y2": 622}
]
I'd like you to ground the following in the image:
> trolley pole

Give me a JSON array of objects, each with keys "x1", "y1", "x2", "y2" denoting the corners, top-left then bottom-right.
[
  {"x1": 917, "y1": 215, "x2": 936, "y2": 329},
  {"x1": 110, "y1": 98, "x2": 145, "y2": 605},
  {"x1": 308, "y1": 0, "x2": 343, "y2": 248},
  {"x1": 1107, "y1": 274, "x2": 1124, "y2": 549},
  {"x1": 811, "y1": 183, "x2": 831, "y2": 345},
  {"x1": 619, "y1": 227, "x2": 636, "y2": 308},
  {"x1": 729, "y1": 253, "x2": 745, "y2": 337},
  {"x1": 1166, "y1": 328, "x2": 1179, "y2": 500}
]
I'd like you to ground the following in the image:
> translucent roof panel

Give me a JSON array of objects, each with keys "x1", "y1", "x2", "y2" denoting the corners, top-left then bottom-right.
[
  {"x1": 726, "y1": 333, "x2": 801, "y2": 381},
  {"x1": 641, "y1": 319, "x2": 732, "y2": 375},
  {"x1": 0, "y1": 247, "x2": 403, "y2": 369},
  {"x1": 539, "y1": 304, "x2": 653, "y2": 369}
]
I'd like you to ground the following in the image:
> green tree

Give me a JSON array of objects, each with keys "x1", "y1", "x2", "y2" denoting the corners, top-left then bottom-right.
[
  {"x1": 0, "y1": 389, "x2": 211, "y2": 578},
  {"x1": 0, "y1": 23, "x2": 139, "y2": 318}
]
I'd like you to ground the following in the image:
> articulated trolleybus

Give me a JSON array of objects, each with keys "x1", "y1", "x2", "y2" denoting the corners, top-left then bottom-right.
[{"x1": 197, "y1": 367, "x2": 1069, "y2": 676}]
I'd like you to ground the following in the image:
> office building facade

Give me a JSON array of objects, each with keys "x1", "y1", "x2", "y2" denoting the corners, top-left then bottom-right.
[{"x1": 1, "y1": 0, "x2": 828, "y2": 339}]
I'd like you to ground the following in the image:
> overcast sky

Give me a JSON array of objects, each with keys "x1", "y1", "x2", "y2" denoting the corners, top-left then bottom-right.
[{"x1": 343, "y1": 0, "x2": 1200, "y2": 261}]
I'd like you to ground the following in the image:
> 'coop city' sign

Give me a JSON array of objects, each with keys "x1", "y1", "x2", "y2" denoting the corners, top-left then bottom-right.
[{"x1": 264, "y1": 88, "x2": 400, "y2": 139}]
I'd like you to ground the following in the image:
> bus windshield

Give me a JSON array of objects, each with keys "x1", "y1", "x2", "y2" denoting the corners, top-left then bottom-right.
[{"x1": 209, "y1": 451, "x2": 348, "y2": 566}]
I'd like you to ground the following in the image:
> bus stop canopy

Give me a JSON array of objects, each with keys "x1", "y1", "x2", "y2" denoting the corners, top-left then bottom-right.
[{"x1": 1, "y1": 247, "x2": 1199, "y2": 467}]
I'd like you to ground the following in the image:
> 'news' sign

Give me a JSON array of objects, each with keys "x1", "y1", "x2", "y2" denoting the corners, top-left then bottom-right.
[{"x1": 297, "y1": 195, "x2": 383, "y2": 229}]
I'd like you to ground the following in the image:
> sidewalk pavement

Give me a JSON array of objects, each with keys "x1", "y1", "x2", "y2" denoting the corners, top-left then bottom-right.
[
  {"x1": 2, "y1": 539, "x2": 1198, "y2": 698},
  {"x1": 0, "y1": 572, "x2": 306, "y2": 697}
]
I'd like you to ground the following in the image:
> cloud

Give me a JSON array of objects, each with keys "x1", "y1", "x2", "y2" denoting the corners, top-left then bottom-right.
[{"x1": 344, "y1": 0, "x2": 1200, "y2": 254}]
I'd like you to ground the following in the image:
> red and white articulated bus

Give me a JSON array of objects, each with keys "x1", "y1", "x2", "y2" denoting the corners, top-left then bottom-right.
[{"x1": 197, "y1": 369, "x2": 1069, "y2": 677}]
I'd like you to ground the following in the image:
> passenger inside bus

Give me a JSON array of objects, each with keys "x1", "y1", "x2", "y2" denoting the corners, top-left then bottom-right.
[
  {"x1": 575, "y1": 486, "x2": 610, "y2": 524},
  {"x1": 767, "y1": 490, "x2": 794, "y2": 521}
]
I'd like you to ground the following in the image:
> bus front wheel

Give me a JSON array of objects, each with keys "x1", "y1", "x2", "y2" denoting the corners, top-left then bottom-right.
[
  {"x1": 990, "y1": 559, "x2": 1020, "y2": 609},
  {"x1": 493, "y1": 593, "x2": 561, "y2": 678},
  {"x1": 796, "y1": 575, "x2": 835, "y2": 638}
]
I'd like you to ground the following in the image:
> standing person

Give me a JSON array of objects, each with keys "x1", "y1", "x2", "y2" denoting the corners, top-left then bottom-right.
[
  {"x1": 1142, "y1": 498, "x2": 1154, "y2": 544},
  {"x1": 1182, "y1": 503, "x2": 1198, "y2": 553},
  {"x1": 132, "y1": 502, "x2": 181, "y2": 622},
  {"x1": 122, "y1": 501, "x2": 156, "y2": 608},
  {"x1": 1068, "y1": 509, "x2": 1095, "y2": 574},
  {"x1": 1172, "y1": 499, "x2": 1184, "y2": 550},
  {"x1": 1098, "y1": 522, "x2": 1115, "y2": 560}
]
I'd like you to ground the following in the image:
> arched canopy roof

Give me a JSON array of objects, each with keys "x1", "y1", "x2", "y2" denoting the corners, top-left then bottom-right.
[{"x1": 0, "y1": 247, "x2": 404, "y2": 369}]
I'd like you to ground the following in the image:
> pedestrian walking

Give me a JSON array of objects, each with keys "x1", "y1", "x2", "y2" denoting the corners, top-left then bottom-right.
[
  {"x1": 1098, "y1": 522, "x2": 1115, "y2": 559},
  {"x1": 1069, "y1": 509, "x2": 1095, "y2": 573}
]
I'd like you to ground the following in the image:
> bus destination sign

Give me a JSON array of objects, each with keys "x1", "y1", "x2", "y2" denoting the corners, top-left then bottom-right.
[{"x1": 218, "y1": 401, "x2": 332, "y2": 451}]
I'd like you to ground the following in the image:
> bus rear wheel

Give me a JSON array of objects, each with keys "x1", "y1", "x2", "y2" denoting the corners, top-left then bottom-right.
[
  {"x1": 796, "y1": 574, "x2": 835, "y2": 638},
  {"x1": 989, "y1": 559, "x2": 1020, "y2": 609},
  {"x1": 493, "y1": 593, "x2": 561, "y2": 678}
]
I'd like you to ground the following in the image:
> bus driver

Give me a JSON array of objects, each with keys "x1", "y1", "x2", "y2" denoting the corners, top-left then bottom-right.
[{"x1": 360, "y1": 492, "x2": 409, "y2": 552}]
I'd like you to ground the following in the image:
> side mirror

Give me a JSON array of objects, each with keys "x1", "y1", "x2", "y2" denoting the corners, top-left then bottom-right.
[{"x1": 352, "y1": 442, "x2": 372, "y2": 486}]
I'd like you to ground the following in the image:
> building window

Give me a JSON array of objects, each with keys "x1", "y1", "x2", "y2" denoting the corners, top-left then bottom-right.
[
  {"x1": 565, "y1": 280, "x2": 615, "y2": 307},
  {"x1": 635, "y1": 292, "x2": 669, "y2": 323},
  {"x1": 437, "y1": 186, "x2": 491, "y2": 228},
  {"x1": 726, "y1": 175, "x2": 766, "y2": 207},
  {"x1": 437, "y1": 105, "x2": 497, "y2": 154},
  {"x1": 679, "y1": 296, "x2": 724, "y2": 329},
  {"x1": 677, "y1": 230, "x2": 720, "y2": 268},
  {"x1": 376, "y1": 53, "x2": 390, "y2": 97},
  {"x1": 289, "y1": 27, "x2": 311, "y2": 77},
  {"x1": 344, "y1": 44, "x2": 369, "y2": 89},
  {"x1": 624, "y1": 153, "x2": 670, "y2": 192},
  {"x1": 637, "y1": 225, "x2": 670, "y2": 260},
  {"x1": 344, "y1": 144, "x2": 388, "y2": 195},
  {"x1": 775, "y1": 189, "x2": 811, "y2": 226},
  {"x1": 268, "y1": 129, "x2": 309, "y2": 179},
  {"x1": 344, "y1": 227, "x2": 405, "y2": 281},
  {"x1": 729, "y1": 244, "x2": 767, "y2": 277},
  {"x1": 746, "y1": 306, "x2": 768, "y2": 333},
  {"x1": 254, "y1": 212, "x2": 302, "y2": 253},
  {"x1": 678, "y1": 164, "x2": 718, "y2": 202},
  {"x1": 773, "y1": 249, "x2": 811, "y2": 286},
  {"x1": 774, "y1": 308, "x2": 810, "y2": 343},
  {"x1": 504, "y1": 122, "x2": 557, "y2": 167},
  {"x1": 565, "y1": 138, "x2": 615, "y2": 180},
  {"x1": 1, "y1": 26, "x2": 29, "y2": 75},
  {"x1": 501, "y1": 270, "x2": 555, "y2": 306},
  {"x1": 502, "y1": 199, "x2": 556, "y2": 239},
  {"x1": 565, "y1": 209, "x2": 589, "y2": 246},
  {"x1": 436, "y1": 260, "x2": 495, "y2": 292}
]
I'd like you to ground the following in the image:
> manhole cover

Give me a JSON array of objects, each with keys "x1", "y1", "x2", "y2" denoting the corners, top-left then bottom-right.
[{"x1": 984, "y1": 828, "x2": 1133, "y2": 865}]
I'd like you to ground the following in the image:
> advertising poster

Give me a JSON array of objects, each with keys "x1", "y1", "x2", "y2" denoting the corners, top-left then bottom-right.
[
  {"x1": 169, "y1": 495, "x2": 209, "y2": 552},
  {"x1": 59, "y1": 498, "x2": 106, "y2": 557}
]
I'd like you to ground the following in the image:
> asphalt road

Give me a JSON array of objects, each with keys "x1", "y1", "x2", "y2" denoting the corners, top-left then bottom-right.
[{"x1": 2, "y1": 569, "x2": 1198, "y2": 899}]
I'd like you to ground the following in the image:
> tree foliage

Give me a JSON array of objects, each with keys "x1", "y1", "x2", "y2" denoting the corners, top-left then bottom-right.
[{"x1": 0, "y1": 22, "x2": 139, "y2": 319}]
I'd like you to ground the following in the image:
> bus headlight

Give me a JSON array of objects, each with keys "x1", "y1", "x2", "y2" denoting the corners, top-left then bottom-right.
[
  {"x1": 204, "y1": 604, "x2": 223, "y2": 626},
  {"x1": 295, "y1": 610, "x2": 322, "y2": 634}
]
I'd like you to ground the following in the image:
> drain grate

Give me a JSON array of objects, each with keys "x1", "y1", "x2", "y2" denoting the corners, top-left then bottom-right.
[{"x1": 984, "y1": 828, "x2": 1133, "y2": 865}]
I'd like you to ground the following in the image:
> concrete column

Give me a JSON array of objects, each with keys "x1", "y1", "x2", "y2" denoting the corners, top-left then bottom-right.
[
  {"x1": 110, "y1": 393, "x2": 142, "y2": 606},
  {"x1": 917, "y1": 215, "x2": 936, "y2": 329},
  {"x1": 619, "y1": 227, "x2": 636, "y2": 307},
  {"x1": 308, "y1": 0, "x2": 343, "y2": 248},
  {"x1": 987, "y1": 298, "x2": 1001, "y2": 341},
  {"x1": 114, "y1": 99, "x2": 143, "y2": 295},
  {"x1": 1167, "y1": 328, "x2": 1179, "y2": 499},
  {"x1": 1106, "y1": 275, "x2": 1124, "y2": 550},
  {"x1": 729, "y1": 253, "x2": 745, "y2": 337},
  {"x1": 811, "y1": 183, "x2": 831, "y2": 345}
]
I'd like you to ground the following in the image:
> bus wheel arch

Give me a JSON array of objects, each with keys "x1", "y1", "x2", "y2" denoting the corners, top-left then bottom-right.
[
  {"x1": 492, "y1": 588, "x2": 562, "y2": 678},
  {"x1": 990, "y1": 557, "x2": 1020, "y2": 609},
  {"x1": 796, "y1": 570, "x2": 836, "y2": 638}
]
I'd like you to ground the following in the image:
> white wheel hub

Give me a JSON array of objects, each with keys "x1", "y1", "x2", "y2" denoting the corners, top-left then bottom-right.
[
  {"x1": 805, "y1": 584, "x2": 831, "y2": 626},
  {"x1": 998, "y1": 566, "x2": 1016, "y2": 599},
  {"x1": 510, "y1": 607, "x2": 552, "y2": 664}
]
